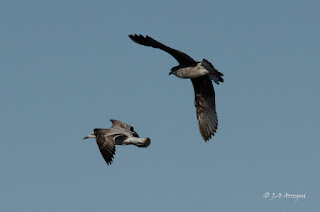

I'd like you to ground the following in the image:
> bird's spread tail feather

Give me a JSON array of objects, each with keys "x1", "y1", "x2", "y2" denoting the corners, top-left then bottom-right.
[
  {"x1": 202, "y1": 59, "x2": 224, "y2": 84},
  {"x1": 137, "y1": 138, "x2": 151, "y2": 148}
]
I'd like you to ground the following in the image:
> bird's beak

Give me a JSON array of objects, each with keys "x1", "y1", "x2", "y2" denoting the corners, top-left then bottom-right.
[
  {"x1": 83, "y1": 133, "x2": 96, "y2": 140},
  {"x1": 169, "y1": 71, "x2": 172, "y2": 75}
]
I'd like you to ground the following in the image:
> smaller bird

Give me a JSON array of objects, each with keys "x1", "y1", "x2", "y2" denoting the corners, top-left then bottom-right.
[{"x1": 83, "y1": 119, "x2": 151, "y2": 165}]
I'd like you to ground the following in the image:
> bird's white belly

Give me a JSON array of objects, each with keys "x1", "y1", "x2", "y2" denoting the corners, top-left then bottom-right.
[{"x1": 122, "y1": 137, "x2": 146, "y2": 145}]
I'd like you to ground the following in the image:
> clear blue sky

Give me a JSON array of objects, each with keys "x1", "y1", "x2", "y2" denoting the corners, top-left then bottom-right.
[{"x1": 1, "y1": 0, "x2": 319, "y2": 211}]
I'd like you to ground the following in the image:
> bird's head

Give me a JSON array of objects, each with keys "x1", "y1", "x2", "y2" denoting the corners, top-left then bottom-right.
[
  {"x1": 169, "y1": 66, "x2": 179, "y2": 76},
  {"x1": 83, "y1": 131, "x2": 96, "y2": 140}
]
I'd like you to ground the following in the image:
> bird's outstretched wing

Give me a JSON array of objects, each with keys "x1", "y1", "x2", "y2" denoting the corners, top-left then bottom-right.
[
  {"x1": 110, "y1": 119, "x2": 139, "y2": 137},
  {"x1": 129, "y1": 34, "x2": 196, "y2": 65},
  {"x1": 94, "y1": 129, "x2": 117, "y2": 165},
  {"x1": 110, "y1": 119, "x2": 133, "y2": 130},
  {"x1": 191, "y1": 76, "x2": 218, "y2": 141}
]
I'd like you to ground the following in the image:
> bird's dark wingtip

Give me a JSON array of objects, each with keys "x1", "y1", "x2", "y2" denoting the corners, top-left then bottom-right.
[
  {"x1": 105, "y1": 156, "x2": 114, "y2": 165},
  {"x1": 128, "y1": 34, "x2": 135, "y2": 40},
  {"x1": 129, "y1": 34, "x2": 149, "y2": 40},
  {"x1": 202, "y1": 134, "x2": 210, "y2": 142},
  {"x1": 129, "y1": 34, "x2": 144, "y2": 44},
  {"x1": 145, "y1": 138, "x2": 151, "y2": 146}
]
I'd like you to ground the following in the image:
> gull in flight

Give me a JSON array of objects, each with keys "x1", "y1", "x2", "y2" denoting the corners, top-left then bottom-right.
[
  {"x1": 129, "y1": 34, "x2": 224, "y2": 141},
  {"x1": 83, "y1": 119, "x2": 151, "y2": 165}
]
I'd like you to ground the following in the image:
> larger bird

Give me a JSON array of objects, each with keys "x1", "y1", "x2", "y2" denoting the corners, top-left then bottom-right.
[
  {"x1": 129, "y1": 34, "x2": 224, "y2": 141},
  {"x1": 83, "y1": 119, "x2": 151, "y2": 165}
]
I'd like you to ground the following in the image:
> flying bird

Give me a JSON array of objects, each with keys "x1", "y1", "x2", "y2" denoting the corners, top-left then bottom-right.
[
  {"x1": 129, "y1": 34, "x2": 224, "y2": 141},
  {"x1": 83, "y1": 119, "x2": 151, "y2": 165}
]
